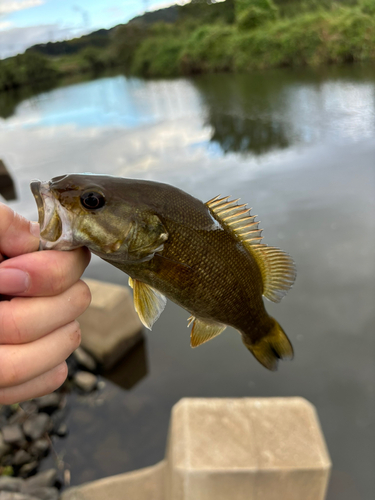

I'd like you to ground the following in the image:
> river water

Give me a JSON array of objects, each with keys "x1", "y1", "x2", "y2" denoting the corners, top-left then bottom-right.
[{"x1": 1, "y1": 66, "x2": 374, "y2": 500}]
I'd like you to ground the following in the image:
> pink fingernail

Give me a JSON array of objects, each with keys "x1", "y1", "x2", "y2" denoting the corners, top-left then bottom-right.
[{"x1": 0, "y1": 269, "x2": 30, "y2": 294}]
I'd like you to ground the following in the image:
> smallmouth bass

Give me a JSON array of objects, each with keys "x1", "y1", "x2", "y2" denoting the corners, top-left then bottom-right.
[{"x1": 30, "y1": 174, "x2": 296, "y2": 371}]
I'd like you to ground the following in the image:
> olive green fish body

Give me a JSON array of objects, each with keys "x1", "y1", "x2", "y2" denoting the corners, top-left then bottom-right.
[{"x1": 30, "y1": 174, "x2": 296, "y2": 371}]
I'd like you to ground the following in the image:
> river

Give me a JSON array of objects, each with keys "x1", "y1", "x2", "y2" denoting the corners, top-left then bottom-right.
[{"x1": 0, "y1": 66, "x2": 374, "y2": 500}]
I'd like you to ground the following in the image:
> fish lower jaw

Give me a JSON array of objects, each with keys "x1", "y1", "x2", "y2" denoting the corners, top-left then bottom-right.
[{"x1": 33, "y1": 181, "x2": 77, "y2": 251}]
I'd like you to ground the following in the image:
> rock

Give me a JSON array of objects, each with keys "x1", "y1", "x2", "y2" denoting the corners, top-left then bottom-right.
[
  {"x1": 34, "y1": 394, "x2": 62, "y2": 414},
  {"x1": 21, "y1": 487, "x2": 59, "y2": 500},
  {"x1": 23, "y1": 469, "x2": 57, "y2": 489},
  {"x1": 73, "y1": 371, "x2": 97, "y2": 393},
  {"x1": 23, "y1": 413, "x2": 51, "y2": 441},
  {"x1": 56, "y1": 424, "x2": 68, "y2": 437},
  {"x1": 28, "y1": 439, "x2": 50, "y2": 459},
  {"x1": 73, "y1": 347, "x2": 97, "y2": 372},
  {"x1": 18, "y1": 461, "x2": 39, "y2": 478},
  {"x1": 1, "y1": 425, "x2": 25, "y2": 445},
  {"x1": 7, "y1": 411, "x2": 26, "y2": 426},
  {"x1": 12, "y1": 450, "x2": 32, "y2": 467},
  {"x1": 0, "y1": 406, "x2": 13, "y2": 420},
  {"x1": 50, "y1": 408, "x2": 68, "y2": 434},
  {"x1": 0, "y1": 493, "x2": 40, "y2": 500},
  {"x1": 66, "y1": 355, "x2": 79, "y2": 379},
  {"x1": 19, "y1": 402, "x2": 38, "y2": 416},
  {"x1": 0, "y1": 434, "x2": 12, "y2": 459},
  {"x1": 0, "y1": 477, "x2": 23, "y2": 492}
]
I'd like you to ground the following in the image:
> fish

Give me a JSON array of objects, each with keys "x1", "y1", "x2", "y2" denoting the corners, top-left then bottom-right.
[{"x1": 30, "y1": 174, "x2": 296, "y2": 371}]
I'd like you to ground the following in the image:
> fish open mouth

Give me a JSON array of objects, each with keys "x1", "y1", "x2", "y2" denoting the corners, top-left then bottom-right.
[{"x1": 30, "y1": 179, "x2": 75, "y2": 250}]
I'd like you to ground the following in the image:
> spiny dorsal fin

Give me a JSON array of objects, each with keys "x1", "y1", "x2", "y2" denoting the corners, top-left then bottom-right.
[
  {"x1": 206, "y1": 195, "x2": 296, "y2": 303},
  {"x1": 128, "y1": 277, "x2": 166, "y2": 330},
  {"x1": 188, "y1": 316, "x2": 226, "y2": 347}
]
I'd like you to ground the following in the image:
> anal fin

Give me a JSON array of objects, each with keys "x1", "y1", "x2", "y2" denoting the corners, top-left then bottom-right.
[
  {"x1": 129, "y1": 278, "x2": 167, "y2": 330},
  {"x1": 189, "y1": 318, "x2": 226, "y2": 347}
]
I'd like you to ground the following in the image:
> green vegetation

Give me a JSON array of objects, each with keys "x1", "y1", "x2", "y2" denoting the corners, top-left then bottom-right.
[
  {"x1": 0, "y1": 52, "x2": 58, "y2": 91},
  {"x1": 1, "y1": 0, "x2": 375, "y2": 90}
]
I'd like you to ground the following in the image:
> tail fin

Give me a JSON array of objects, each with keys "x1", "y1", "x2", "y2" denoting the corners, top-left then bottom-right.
[{"x1": 243, "y1": 318, "x2": 294, "y2": 371}]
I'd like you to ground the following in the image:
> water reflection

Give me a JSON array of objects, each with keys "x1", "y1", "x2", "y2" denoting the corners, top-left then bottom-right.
[
  {"x1": 193, "y1": 68, "x2": 375, "y2": 155},
  {"x1": 101, "y1": 339, "x2": 148, "y2": 391},
  {"x1": 0, "y1": 67, "x2": 374, "y2": 499},
  {"x1": 208, "y1": 113, "x2": 290, "y2": 155}
]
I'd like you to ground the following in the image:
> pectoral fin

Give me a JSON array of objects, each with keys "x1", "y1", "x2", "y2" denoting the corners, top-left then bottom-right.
[
  {"x1": 189, "y1": 317, "x2": 226, "y2": 347},
  {"x1": 129, "y1": 278, "x2": 167, "y2": 330}
]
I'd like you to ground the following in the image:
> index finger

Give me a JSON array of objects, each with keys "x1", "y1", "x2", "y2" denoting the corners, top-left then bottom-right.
[{"x1": 0, "y1": 203, "x2": 39, "y2": 258}]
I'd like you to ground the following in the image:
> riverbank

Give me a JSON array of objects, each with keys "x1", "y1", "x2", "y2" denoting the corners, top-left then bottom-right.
[{"x1": 1, "y1": 1, "x2": 375, "y2": 91}]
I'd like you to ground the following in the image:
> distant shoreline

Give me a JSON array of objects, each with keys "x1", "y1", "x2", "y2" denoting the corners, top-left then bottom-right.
[{"x1": 1, "y1": 1, "x2": 375, "y2": 92}]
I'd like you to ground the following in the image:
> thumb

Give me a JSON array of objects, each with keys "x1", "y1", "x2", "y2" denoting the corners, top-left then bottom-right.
[{"x1": 0, "y1": 203, "x2": 40, "y2": 258}]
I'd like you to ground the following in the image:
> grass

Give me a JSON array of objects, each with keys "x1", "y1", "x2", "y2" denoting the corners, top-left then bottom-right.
[{"x1": 1, "y1": 1, "x2": 375, "y2": 90}]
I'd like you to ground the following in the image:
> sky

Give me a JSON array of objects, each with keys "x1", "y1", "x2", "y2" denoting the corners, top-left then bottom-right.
[{"x1": 0, "y1": 0, "x2": 189, "y2": 58}]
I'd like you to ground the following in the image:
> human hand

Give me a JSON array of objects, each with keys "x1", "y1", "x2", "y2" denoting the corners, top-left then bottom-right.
[{"x1": 0, "y1": 202, "x2": 91, "y2": 404}]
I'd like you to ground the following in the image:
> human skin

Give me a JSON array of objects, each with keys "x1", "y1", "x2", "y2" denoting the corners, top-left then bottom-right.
[{"x1": 0, "y1": 202, "x2": 91, "y2": 404}]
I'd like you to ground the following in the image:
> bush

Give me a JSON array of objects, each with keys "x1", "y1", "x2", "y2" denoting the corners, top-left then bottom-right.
[
  {"x1": 132, "y1": 36, "x2": 184, "y2": 77},
  {"x1": 0, "y1": 52, "x2": 58, "y2": 92},
  {"x1": 180, "y1": 25, "x2": 235, "y2": 73}
]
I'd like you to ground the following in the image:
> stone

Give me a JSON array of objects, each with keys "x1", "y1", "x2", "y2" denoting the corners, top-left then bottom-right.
[
  {"x1": 73, "y1": 347, "x2": 97, "y2": 372},
  {"x1": 28, "y1": 439, "x2": 50, "y2": 458},
  {"x1": 20, "y1": 487, "x2": 59, "y2": 500},
  {"x1": 23, "y1": 413, "x2": 51, "y2": 441},
  {"x1": 66, "y1": 355, "x2": 79, "y2": 378},
  {"x1": 50, "y1": 408, "x2": 68, "y2": 434},
  {"x1": 0, "y1": 477, "x2": 23, "y2": 492},
  {"x1": 61, "y1": 398, "x2": 331, "y2": 500},
  {"x1": 19, "y1": 402, "x2": 38, "y2": 416},
  {"x1": 23, "y1": 469, "x2": 57, "y2": 490},
  {"x1": 73, "y1": 371, "x2": 97, "y2": 393},
  {"x1": 0, "y1": 160, "x2": 16, "y2": 202},
  {"x1": 0, "y1": 494, "x2": 40, "y2": 500},
  {"x1": 18, "y1": 461, "x2": 39, "y2": 478},
  {"x1": 78, "y1": 279, "x2": 143, "y2": 369},
  {"x1": 0, "y1": 434, "x2": 12, "y2": 459},
  {"x1": 56, "y1": 424, "x2": 68, "y2": 437},
  {"x1": 12, "y1": 450, "x2": 32, "y2": 467},
  {"x1": 1, "y1": 425, "x2": 25, "y2": 445},
  {"x1": 34, "y1": 394, "x2": 62, "y2": 413}
]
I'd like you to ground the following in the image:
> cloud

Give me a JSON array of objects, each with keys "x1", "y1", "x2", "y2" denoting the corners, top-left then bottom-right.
[
  {"x1": 0, "y1": 0, "x2": 45, "y2": 15},
  {"x1": 0, "y1": 20, "x2": 13, "y2": 29},
  {"x1": 0, "y1": 24, "x2": 83, "y2": 58}
]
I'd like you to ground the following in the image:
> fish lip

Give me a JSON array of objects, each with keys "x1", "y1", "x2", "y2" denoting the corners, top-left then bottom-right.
[
  {"x1": 30, "y1": 180, "x2": 45, "y2": 229},
  {"x1": 30, "y1": 179, "x2": 76, "y2": 250}
]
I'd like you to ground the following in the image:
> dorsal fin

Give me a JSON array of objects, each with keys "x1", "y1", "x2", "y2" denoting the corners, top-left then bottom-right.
[{"x1": 206, "y1": 195, "x2": 296, "y2": 303}]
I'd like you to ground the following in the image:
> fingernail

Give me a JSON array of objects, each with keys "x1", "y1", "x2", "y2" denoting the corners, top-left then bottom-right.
[
  {"x1": 30, "y1": 221, "x2": 40, "y2": 238},
  {"x1": 0, "y1": 269, "x2": 30, "y2": 294}
]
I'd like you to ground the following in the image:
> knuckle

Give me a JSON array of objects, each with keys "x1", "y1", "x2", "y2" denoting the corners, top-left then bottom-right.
[
  {"x1": 74, "y1": 280, "x2": 92, "y2": 313},
  {"x1": 0, "y1": 350, "x2": 19, "y2": 388},
  {"x1": 68, "y1": 320, "x2": 82, "y2": 348},
  {"x1": 0, "y1": 299, "x2": 24, "y2": 344}
]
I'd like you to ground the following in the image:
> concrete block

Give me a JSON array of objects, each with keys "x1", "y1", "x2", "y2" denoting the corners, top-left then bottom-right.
[
  {"x1": 61, "y1": 398, "x2": 331, "y2": 500},
  {"x1": 77, "y1": 279, "x2": 143, "y2": 369},
  {"x1": 166, "y1": 398, "x2": 331, "y2": 500},
  {"x1": 61, "y1": 462, "x2": 165, "y2": 500}
]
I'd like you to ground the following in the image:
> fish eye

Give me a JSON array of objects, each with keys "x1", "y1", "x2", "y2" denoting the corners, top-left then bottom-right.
[{"x1": 80, "y1": 191, "x2": 106, "y2": 210}]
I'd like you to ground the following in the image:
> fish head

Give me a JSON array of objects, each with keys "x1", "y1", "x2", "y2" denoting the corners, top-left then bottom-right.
[{"x1": 30, "y1": 174, "x2": 137, "y2": 258}]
